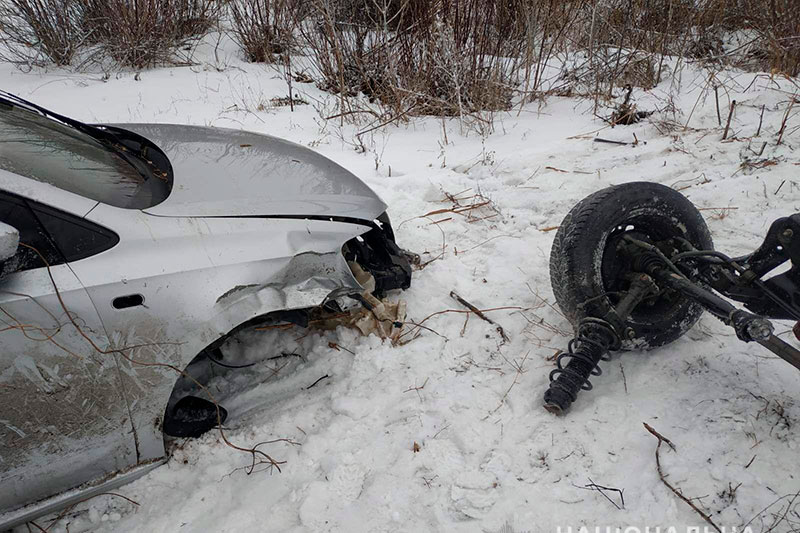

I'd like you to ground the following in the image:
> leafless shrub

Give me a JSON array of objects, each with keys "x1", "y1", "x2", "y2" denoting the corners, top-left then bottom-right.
[
  {"x1": 0, "y1": 0, "x2": 87, "y2": 67},
  {"x1": 1, "y1": 0, "x2": 797, "y2": 88},
  {"x1": 0, "y1": 0, "x2": 218, "y2": 69},
  {"x1": 228, "y1": 0, "x2": 307, "y2": 63},
  {"x1": 299, "y1": 0, "x2": 392, "y2": 100},
  {"x1": 328, "y1": 0, "x2": 431, "y2": 31},
  {"x1": 301, "y1": 0, "x2": 539, "y2": 119},
  {"x1": 80, "y1": 0, "x2": 218, "y2": 69},
  {"x1": 396, "y1": 1, "x2": 529, "y2": 115},
  {"x1": 581, "y1": 0, "x2": 800, "y2": 77},
  {"x1": 264, "y1": 0, "x2": 800, "y2": 116},
  {"x1": 736, "y1": 0, "x2": 800, "y2": 76}
]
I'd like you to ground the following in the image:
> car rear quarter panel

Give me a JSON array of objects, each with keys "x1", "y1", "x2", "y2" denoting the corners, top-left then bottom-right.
[
  {"x1": 73, "y1": 205, "x2": 369, "y2": 462},
  {"x1": 0, "y1": 265, "x2": 136, "y2": 517}
]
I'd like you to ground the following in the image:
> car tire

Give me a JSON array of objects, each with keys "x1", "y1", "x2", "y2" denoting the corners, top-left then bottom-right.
[{"x1": 549, "y1": 181, "x2": 713, "y2": 349}]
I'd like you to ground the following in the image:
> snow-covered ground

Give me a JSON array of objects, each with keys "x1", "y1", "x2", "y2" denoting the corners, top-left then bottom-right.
[{"x1": 4, "y1": 34, "x2": 800, "y2": 533}]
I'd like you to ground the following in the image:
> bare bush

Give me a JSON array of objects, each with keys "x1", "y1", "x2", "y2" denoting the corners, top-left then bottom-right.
[
  {"x1": 301, "y1": 0, "x2": 541, "y2": 118},
  {"x1": 0, "y1": 0, "x2": 87, "y2": 67},
  {"x1": 574, "y1": 0, "x2": 800, "y2": 79},
  {"x1": 300, "y1": 0, "x2": 395, "y2": 101},
  {"x1": 228, "y1": 0, "x2": 307, "y2": 63},
  {"x1": 396, "y1": 11, "x2": 520, "y2": 115},
  {"x1": 3, "y1": 0, "x2": 795, "y2": 105},
  {"x1": 80, "y1": 0, "x2": 218, "y2": 69},
  {"x1": 0, "y1": 0, "x2": 218, "y2": 69},
  {"x1": 737, "y1": 0, "x2": 800, "y2": 76}
]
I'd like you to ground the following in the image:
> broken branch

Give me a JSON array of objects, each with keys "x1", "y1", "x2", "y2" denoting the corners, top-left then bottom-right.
[
  {"x1": 450, "y1": 291, "x2": 509, "y2": 342},
  {"x1": 643, "y1": 423, "x2": 721, "y2": 533}
]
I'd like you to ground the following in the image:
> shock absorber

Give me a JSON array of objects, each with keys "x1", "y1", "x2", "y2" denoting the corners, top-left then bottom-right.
[
  {"x1": 544, "y1": 273, "x2": 657, "y2": 414},
  {"x1": 543, "y1": 318, "x2": 620, "y2": 414}
]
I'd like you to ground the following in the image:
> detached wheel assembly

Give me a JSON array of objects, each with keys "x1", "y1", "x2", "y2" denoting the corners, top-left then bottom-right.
[
  {"x1": 545, "y1": 180, "x2": 800, "y2": 414},
  {"x1": 549, "y1": 181, "x2": 713, "y2": 349}
]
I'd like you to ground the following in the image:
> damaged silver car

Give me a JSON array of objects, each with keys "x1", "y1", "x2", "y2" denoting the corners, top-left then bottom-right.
[{"x1": 0, "y1": 91, "x2": 411, "y2": 529}]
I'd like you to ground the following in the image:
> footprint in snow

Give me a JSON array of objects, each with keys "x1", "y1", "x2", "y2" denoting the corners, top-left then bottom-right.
[
  {"x1": 450, "y1": 470, "x2": 499, "y2": 519},
  {"x1": 418, "y1": 438, "x2": 466, "y2": 479},
  {"x1": 329, "y1": 461, "x2": 367, "y2": 501},
  {"x1": 297, "y1": 462, "x2": 368, "y2": 530}
]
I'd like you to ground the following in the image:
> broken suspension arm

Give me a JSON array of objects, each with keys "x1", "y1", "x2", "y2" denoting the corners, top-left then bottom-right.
[{"x1": 544, "y1": 236, "x2": 800, "y2": 414}]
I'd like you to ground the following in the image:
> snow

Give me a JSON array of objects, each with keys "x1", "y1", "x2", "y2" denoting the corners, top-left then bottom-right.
[{"x1": 4, "y1": 34, "x2": 800, "y2": 533}]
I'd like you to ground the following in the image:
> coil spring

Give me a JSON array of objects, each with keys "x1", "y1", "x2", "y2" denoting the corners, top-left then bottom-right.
[{"x1": 543, "y1": 317, "x2": 621, "y2": 414}]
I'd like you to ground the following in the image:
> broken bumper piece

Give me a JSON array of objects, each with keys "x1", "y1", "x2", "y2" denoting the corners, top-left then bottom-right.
[{"x1": 344, "y1": 212, "x2": 412, "y2": 297}]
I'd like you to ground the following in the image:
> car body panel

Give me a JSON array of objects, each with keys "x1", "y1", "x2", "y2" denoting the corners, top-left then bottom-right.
[
  {"x1": 0, "y1": 460, "x2": 163, "y2": 531},
  {"x1": 73, "y1": 203, "x2": 369, "y2": 464},
  {"x1": 115, "y1": 124, "x2": 388, "y2": 220},
  {"x1": 0, "y1": 256, "x2": 137, "y2": 517},
  {"x1": 0, "y1": 117, "x2": 409, "y2": 529}
]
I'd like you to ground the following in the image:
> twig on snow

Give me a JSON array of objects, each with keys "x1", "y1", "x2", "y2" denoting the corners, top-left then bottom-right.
[
  {"x1": 450, "y1": 291, "x2": 509, "y2": 342},
  {"x1": 487, "y1": 352, "x2": 530, "y2": 415},
  {"x1": 575, "y1": 477, "x2": 625, "y2": 510},
  {"x1": 643, "y1": 423, "x2": 722, "y2": 533},
  {"x1": 741, "y1": 490, "x2": 800, "y2": 533},
  {"x1": 398, "y1": 306, "x2": 524, "y2": 343},
  {"x1": 403, "y1": 377, "x2": 429, "y2": 402},
  {"x1": 722, "y1": 100, "x2": 736, "y2": 140},
  {"x1": 594, "y1": 137, "x2": 631, "y2": 146},
  {"x1": 306, "y1": 374, "x2": 330, "y2": 390},
  {"x1": 620, "y1": 362, "x2": 628, "y2": 394}
]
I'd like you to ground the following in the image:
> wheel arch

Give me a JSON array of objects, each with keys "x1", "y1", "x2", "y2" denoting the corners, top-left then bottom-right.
[{"x1": 131, "y1": 251, "x2": 364, "y2": 463}]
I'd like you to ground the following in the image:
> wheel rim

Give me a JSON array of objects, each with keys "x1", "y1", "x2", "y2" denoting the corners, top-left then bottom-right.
[{"x1": 599, "y1": 209, "x2": 691, "y2": 326}]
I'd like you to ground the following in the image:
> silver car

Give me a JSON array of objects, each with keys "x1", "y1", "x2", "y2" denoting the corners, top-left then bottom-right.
[{"x1": 0, "y1": 92, "x2": 411, "y2": 529}]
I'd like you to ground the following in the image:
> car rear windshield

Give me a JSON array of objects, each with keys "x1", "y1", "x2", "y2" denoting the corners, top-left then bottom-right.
[{"x1": 0, "y1": 104, "x2": 169, "y2": 209}]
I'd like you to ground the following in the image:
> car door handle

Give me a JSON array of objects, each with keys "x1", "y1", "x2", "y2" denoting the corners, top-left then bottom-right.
[{"x1": 112, "y1": 294, "x2": 144, "y2": 309}]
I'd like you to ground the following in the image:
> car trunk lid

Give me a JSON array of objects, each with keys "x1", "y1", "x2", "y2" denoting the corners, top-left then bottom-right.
[{"x1": 117, "y1": 124, "x2": 387, "y2": 221}]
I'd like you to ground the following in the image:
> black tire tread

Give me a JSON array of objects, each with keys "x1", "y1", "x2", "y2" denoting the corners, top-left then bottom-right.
[{"x1": 550, "y1": 186, "x2": 621, "y2": 325}]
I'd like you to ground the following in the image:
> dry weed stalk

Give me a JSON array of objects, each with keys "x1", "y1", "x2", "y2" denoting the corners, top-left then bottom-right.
[{"x1": 643, "y1": 422, "x2": 723, "y2": 533}]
